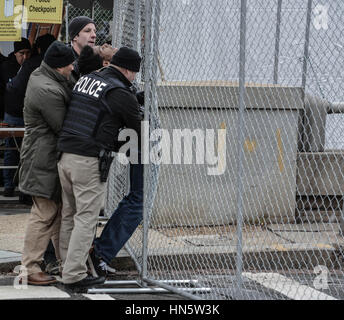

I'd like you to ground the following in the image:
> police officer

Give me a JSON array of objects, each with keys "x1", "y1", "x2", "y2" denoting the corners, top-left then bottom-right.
[{"x1": 57, "y1": 47, "x2": 142, "y2": 291}]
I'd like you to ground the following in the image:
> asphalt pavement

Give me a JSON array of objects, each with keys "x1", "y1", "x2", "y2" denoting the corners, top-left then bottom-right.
[{"x1": 0, "y1": 196, "x2": 344, "y2": 301}]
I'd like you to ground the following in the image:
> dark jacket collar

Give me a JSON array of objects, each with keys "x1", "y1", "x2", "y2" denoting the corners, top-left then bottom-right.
[
  {"x1": 105, "y1": 65, "x2": 133, "y2": 87},
  {"x1": 0, "y1": 52, "x2": 7, "y2": 63},
  {"x1": 71, "y1": 46, "x2": 79, "y2": 59},
  {"x1": 7, "y1": 52, "x2": 20, "y2": 66},
  {"x1": 40, "y1": 61, "x2": 74, "y2": 90}
]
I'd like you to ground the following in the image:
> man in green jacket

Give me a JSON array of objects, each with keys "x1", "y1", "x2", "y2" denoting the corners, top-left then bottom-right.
[{"x1": 19, "y1": 41, "x2": 75, "y2": 285}]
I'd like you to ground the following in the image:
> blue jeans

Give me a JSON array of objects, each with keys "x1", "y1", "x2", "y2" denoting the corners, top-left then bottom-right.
[
  {"x1": 3, "y1": 113, "x2": 24, "y2": 190},
  {"x1": 44, "y1": 240, "x2": 57, "y2": 265},
  {"x1": 94, "y1": 162, "x2": 143, "y2": 264}
]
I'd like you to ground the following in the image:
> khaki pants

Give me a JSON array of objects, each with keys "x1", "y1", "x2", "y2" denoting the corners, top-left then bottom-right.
[
  {"x1": 58, "y1": 153, "x2": 105, "y2": 284},
  {"x1": 21, "y1": 197, "x2": 61, "y2": 275}
]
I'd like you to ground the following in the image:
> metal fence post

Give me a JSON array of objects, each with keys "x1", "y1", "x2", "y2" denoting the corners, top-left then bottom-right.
[
  {"x1": 302, "y1": 0, "x2": 313, "y2": 94},
  {"x1": 91, "y1": 0, "x2": 95, "y2": 20},
  {"x1": 236, "y1": 0, "x2": 247, "y2": 300},
  {"x1": 111, "y1": 0, "x2": 122, "y2": 48},
  {"x1": 132, "y1": 0, "x2": 140, "y2": 50},
  {"x1": 65, "y1": 1, "x2": 69, "y2": 44},
  {"x1": 273, "y1": 0, "x2": 282, "y2": 84},
  {"x1": 141, "y1": 0, "x2": 161, "y2": 285},
  {"x1": 141, "y1": 0, "x2": 152, "y2": 284}
]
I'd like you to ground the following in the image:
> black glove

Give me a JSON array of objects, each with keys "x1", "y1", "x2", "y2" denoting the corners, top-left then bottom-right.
[{"x1": 136, "y1": 91, "x2": 144, "y2": 105}]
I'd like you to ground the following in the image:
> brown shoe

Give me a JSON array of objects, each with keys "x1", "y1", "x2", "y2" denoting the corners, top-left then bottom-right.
[{"x1": 26, "y1": 272, "x2": 57, "y2": 286}]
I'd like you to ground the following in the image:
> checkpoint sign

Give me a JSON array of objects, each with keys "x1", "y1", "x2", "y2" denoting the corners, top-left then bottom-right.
[
  {"x1": 0, "y1": 0, "x2": 22, "y2": 41},
  {"x1": 24, "y1": 0, "x2": 63, "y2": 24}
]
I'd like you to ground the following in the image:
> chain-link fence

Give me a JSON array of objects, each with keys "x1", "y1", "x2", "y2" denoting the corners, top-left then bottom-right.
[
  {"x1": 60, "y1": 1, "x2": 113, "y2": 44},
  {"x1": 77, "y1": 0, "x2": 344, "y2": 300}
]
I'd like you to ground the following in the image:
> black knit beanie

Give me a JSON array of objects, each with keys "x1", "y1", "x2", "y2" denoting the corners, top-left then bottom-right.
[
  {"x1": 35, "y1": 34, "x2": 56, "y2": 54},
  {"x1": 14, "y1": 38, "x2": 31, "y2": 53},
  {"x1": 78, "y1": 45, "x2": 103, "y2": 75},
  {"x1": 110, "y1": 47, "x2": 142, "y2": 72},
  {"x1": 43, "y1": 41, "x2": 75, "y2": 68},
  {"x1": 68, "y1": 16, "x2": 95, "y2": 41}
]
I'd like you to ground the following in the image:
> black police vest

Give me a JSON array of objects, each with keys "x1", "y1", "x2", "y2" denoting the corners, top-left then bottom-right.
[{"x1": 60, "y1": 71, "x2": 128, "y2": 146}]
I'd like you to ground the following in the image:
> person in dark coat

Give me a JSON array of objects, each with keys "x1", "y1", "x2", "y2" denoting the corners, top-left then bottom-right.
[
  {"x1": 2, "y1": 35, "x2": 55, "y2": 200},
  {"x1": 90, "y1": 49, "x2": 144, "y2": 277},
  {"x1": 6, "y1": 34, "x2": 56, "y2": 116},
  {"x1": 0, "y1": 38, "x2": 31, "y2": 197},
  {"x1": 0, "y1": 50, "x2": 7, "y2": 64},
  {"x1": 0, "y1": 38, "x2": 31, "y2": 121}
]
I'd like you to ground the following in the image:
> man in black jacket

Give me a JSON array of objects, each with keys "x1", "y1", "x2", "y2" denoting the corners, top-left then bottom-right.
[
  {"x1": 68, "y1": 16, "x2": 97, "y2": 80},
  {"x1": 0, "y1": 38, "x2": 31, "y2": 120},
  {"x1": 0, "y1": 51, "x2": 6, "y2": 64},
  {"x1": 57, "y1": 47, "x2": 143, "y2": 291},
  {"x1": 6, "y1": 34, "x2": 56, "y2": 117},
  {"x1": 2, "y1": 35, "x2": 56, "y2": 199},
  {"x1": 0, "y1": 38, "x2": 31, "y2": 197}
]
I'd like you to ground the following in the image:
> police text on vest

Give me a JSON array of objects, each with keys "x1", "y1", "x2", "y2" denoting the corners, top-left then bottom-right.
[{"x1": 73, "y1": 76, "x2": 107, "y2": 98}]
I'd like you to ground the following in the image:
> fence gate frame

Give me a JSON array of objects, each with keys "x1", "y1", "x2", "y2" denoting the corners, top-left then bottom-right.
[
  {"x1": 87, "y1": 0, "x2": 213, "y2": 299},
  {"x1": 84, "y1": 0, "x2": 344, "y2": 300}
]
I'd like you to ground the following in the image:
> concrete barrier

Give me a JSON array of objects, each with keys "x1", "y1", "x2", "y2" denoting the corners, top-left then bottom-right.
[{"x1": 151, "y1": 83, "x2": 304, "y2": 226}]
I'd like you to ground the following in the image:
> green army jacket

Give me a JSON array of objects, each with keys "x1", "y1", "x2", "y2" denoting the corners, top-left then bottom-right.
[{"x1": 19, "y1": 61, "x2": 75, "y2": 200}]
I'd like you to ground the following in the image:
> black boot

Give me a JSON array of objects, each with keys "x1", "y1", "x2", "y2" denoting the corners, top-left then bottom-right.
[{"x1": 64, "y1": 275, "x2": 106, "y2": 293}]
